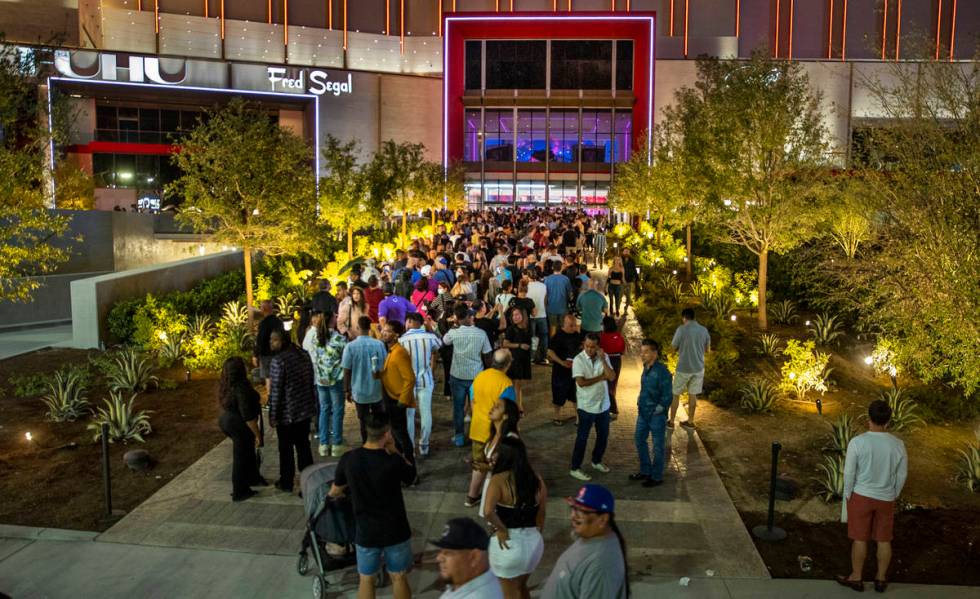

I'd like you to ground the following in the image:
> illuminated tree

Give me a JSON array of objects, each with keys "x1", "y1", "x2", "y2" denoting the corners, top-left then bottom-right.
[
  {"x1": 318, "y1": 135, "x2": 377, "y2": 256},
  {"x1": 369, "y1": 140, "x2": 427, "y2": 241},
  {"x1": 167, "y1": 99, "x2": 317, "y2": 328},
  {"x1": 54, "y1": 161, "x2": 95, "y2": 210}
]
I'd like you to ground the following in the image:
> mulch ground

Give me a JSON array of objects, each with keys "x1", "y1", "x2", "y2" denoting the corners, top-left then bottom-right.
[{"x1": 0, "y1": 348, "x2": 223, "y2": 532}]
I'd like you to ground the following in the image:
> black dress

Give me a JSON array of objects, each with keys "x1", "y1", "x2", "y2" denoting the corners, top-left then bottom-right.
[
  {"x1": 218, "y1": 384, "x2": 263, "y2": 498},
  {"x1": 505, "y1": 325, "x2": 533, "y2": 380}
]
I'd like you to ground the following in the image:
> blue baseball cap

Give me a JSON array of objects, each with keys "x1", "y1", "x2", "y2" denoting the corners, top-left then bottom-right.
[{"x1": 566, "y1": 484, "x2": 615, "y2": 513}]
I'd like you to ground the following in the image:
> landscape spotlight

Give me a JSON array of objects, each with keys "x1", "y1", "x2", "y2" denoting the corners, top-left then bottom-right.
[
  {"x1": 864, "y1": 356, "x2": 873, "y2": 365},
  {"x1": 25, "y1": 432, "x2": 32, "y2": 442},
  {"x1": 730, "y1": 314, "x2": 737, "y2": 321},
  {"x1": 804, "y1": 320, "x2": 811, "y2": 326}
]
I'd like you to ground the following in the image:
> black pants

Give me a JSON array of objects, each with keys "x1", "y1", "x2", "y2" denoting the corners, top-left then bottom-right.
[
  {"x1": 439, "y1": 345, "x2": 453, "y2": 396},
  {"x1": 384, "y1": 393, "x2": 416, "y2": 470},
  {"x1": 355, "y1": 401, "x2": 385, "y2": 444},
  {"x1": 552, "y1": 372, "x2": 577, "y2": 407},
  {"x1": 276, "y1": 419, "x2": 313, "y2": 491},
  {"x1": 219, "y1": 411, "x2": 261, "y2": 497},
  {"x1": 608, "y1": 354, "x2": 622, "y2": 414}
]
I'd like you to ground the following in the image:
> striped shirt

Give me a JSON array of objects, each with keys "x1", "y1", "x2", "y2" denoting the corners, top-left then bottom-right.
[
  {"x1": 399, "y1": 327, "x2": 443, "y2": 390},
  {"x1": 443, "y1": 325, "x2": 493, "y2": 381}
]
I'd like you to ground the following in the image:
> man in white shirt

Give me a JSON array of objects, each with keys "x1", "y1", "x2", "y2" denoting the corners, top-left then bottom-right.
[
  {"x1": 433, "y1": 517, "x2": 503, "y2": 599},
  {"x1": 569, "y1": 333, "x2": 616, "y2": 481},
  {"x1": 526, "y1": 269, "x2": 549, "y2": 364},
  {"x1": 837, "y1": 399, "x2": 908, "y2": 593}
]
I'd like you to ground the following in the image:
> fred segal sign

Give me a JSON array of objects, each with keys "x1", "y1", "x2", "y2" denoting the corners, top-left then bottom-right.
[{"x1": 267, "y1": 67, "x2": 352, "y2": 96}]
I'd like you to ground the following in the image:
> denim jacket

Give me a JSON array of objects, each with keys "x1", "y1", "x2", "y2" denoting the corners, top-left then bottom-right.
[{"x1": 638, "y1": 361, "x2": 673, "y2": 420}]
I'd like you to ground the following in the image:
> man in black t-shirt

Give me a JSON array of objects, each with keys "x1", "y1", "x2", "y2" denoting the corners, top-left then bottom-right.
[
  {"x1": 331, "y1": 413, "x2": 416, "y2": 599},
  {"x1": 547, "y1": 313, "x2": 583, "y2": 425}
]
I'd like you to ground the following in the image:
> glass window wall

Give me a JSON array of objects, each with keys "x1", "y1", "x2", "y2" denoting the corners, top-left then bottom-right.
[
  {"x1": 548, "y1": 110, "x2": 578, "y2": 164},
  {"x1": 484, "y1": 109, "x2": 514, "y2": 162},
  {"x1": 485, "y1": 41, "x2": 547, "y2": 90},
  {"x1": 616, "y1": 40, "x2": 633, "y2": 91},
  {"x1": 463, "y1": 110, "x2": 481, "y2": 162},
  {"x1": 581, "y1": 110, "x2": 613, "y2": 163},
  {"x1": 465, "y1": 40, "x2": 482, "y2": 90},
  {"x1": 484, "y1": 179, "x2": 514, "y2": 205},
  {"x1": 613, "y1": 112, "x2": 633, "y2": 162},
  {"x1": 515, "y1": 110, "x2": 548, "y2": 163},
  {"x1": 551, "y1": 41, "x2": 613, "y2": 90}
]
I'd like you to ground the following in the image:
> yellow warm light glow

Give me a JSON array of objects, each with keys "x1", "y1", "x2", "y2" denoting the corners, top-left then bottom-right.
[
  {"x1": 25, "y1": 432, "x2": 33, "y2": 441},
  {"x1": 157, "y1": 331, "x2": 168, "y2": 341}
]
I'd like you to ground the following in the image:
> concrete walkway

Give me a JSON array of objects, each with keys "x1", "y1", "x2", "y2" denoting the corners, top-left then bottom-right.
[
  {"x1": 1, "y1": 526, "x2": 976, "y2": 598},
  {"x1": 0, "y1": 324, "x2": 73, "y2": 361}
]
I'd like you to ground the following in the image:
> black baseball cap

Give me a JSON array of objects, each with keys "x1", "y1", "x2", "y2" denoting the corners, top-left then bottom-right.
[{"x1": 429, "y1": 517, "x2": 489, "y2": 551}]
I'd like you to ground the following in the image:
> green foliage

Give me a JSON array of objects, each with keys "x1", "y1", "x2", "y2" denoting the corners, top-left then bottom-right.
[
  {"x1": 867, "y1": 337, "x2": 900, "y2": 382},
  {"x1": 184, "y1": 300, "x2": 253, "y2": 371},
  {"x1": 274, "y1": 292, "x2": 297, "y2": 320},
  {"x1": 7, "y1": 372, "x2": 48, "y2": 398},
  {"x1": 880, "y1": 388, "x2": 922, "y2": 432},
  {"x1": 131, "y1": 295, "x2": 188, "y2": 353},
  {"x1": 957, "y1": 435, "x2": 980, "y2": 493},
  {"x1": 41, "y1": 370, "x2": 90, "y2": 422},
  {"x1": 779, "y1": 339, "x2": 830, "y2": 402},
  {"x1": 189, "y1": 314, "x2": 214, "y2": 339},
  {"x1": 769, "y1": 299, "x2": 798, "y2": 325},
  {"x1": 739, "y1": 379, "x2": 778, "y2": 413},
  {"x1": 705, "y1": 335, "x2": 740, "y2": 381},
  {"x1": 88, "y1": 391, "x2": 153, "y2": 444},
  {"x1": 815, "y1": 453, "x2": 845, "y2": 502},
  {"x1": 101, "y1": 348, "x2": 159, "y2": 393},
  {"x1": 658, "y1": 273, "x2": 685, "y2": 303},
  {"x1": 706, "y1": 292, "x2": 736, "y2": 320},
  {"x1": 706, "y1": 386, "x2": 740, "y2": 408},
  {"x1": 255, "y1": 273, "x2": 274, "y2": 302},
  {"x1": 318, "y1": 135, "x2": 378, "y2": 250},
  {"x1": 732, "y1": 271, "x2": 759, "y2": 308},
  {"x1": 808, "y1": 313, "x2": 843, "y2": 347},
  {"x1": 157, "y1": 333, "x2": 185, "y2": 368},
  {"x1": 758, "y1": 333, "x2": 782, "y2": 358},
  {"x1": 827, "y1": 412, "x2": 856, "y2": 455}
]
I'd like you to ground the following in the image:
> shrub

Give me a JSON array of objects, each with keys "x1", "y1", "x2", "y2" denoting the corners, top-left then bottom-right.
[
  {"x1": 769, "y1": 299, "x2": 798, "y2": 325},
  {"x1": 957, "y1": 434, "x2": 980, "y2": 492},
  {"x1": 706, "y1": 386, "x2": 740, "y2": 408},
  {"x1": 808, "y1": 313, "x2": 843, "y2": 347},
  {"x1": 658, "y1": 273, "x2": 684, "y2": 304},
  {"x1": 157, "y1": 333, "x2": 185, "y2": 368},
  {"x1": 739, "y1": 379, "x2": 778, "y2": 413},
  {"x1": 866, "y1": 336, "x2": 900, "y2": 384},
  {"x1": 881, "y1": 388, "x2": 922, "y2": 432},
  {"x1": 706, "y1": 292, "x2": 736, "y2": 320},
  {"x1": 758, "y1": 333, "x2": 782, "y2": 358},
  {"x1": 189, "y1": 314, "x2": 214, "y2": 339},
  {"x1": 102, "y1": 348, "x2": 159, "y2": 393},
  {"x1": 779, "y1": 339, "x2": 830, "y2": 403},
  {"x1": 705, "y1": 336, "x2": 740, "y2": 381},
  {"x1": 815, "y1": 453, "x2": 845, "y2": 502},
  {"x1": 827, "y1": 412, "x2": 856, "y2": 454},
  {"x1": 41, "y1": 370, "x2": 90, "y2": 422},
  {"x1": 275, "y1": 292, "x2": 297, "y2": 320},
  {"x1": 88, "y1": 391, "x2": 153, "y2": 443},
  {"x1": 130, "y1": 294, "x2": 189, "y2": 353},
  {"x1": 7, "y1": 373, "x2": 48, "y2": 398},
  {"x1": 732, "y1": 271, "x2": 759, "y2": 308}
]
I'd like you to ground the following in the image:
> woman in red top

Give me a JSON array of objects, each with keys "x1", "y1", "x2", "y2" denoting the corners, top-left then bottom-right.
[
  {"x1": 410, "y1": 276, "x2": 436, "y2": 316},
  {"x1": 599, "y1": 315, "x2": 627, "y2": 418},
  {"x1": 363, "y1": 274, "x2": 384, "y2": 323}
]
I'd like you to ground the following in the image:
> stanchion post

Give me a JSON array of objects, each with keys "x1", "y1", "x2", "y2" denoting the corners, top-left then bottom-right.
[{"x1": 753, "y1": 441, "x2": 787, "y2": 541}]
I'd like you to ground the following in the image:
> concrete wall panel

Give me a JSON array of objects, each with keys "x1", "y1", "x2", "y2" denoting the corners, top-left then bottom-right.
[{"x1": 379, "y1": 74, "x2": 442, "y2": 161}]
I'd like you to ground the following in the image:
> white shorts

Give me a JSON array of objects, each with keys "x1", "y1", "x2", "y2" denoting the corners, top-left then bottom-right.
[
  {"x1": 489, "y1": 527, "x2": 544, "y2": 579},
  {"x1": 673, "y1": 370, "x2": 704, "y2": 396}
]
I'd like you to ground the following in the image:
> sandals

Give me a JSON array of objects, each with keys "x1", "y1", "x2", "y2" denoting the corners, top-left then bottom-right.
[{"x1": 835, "y1": 575, "x2": 864, "y2": 592}]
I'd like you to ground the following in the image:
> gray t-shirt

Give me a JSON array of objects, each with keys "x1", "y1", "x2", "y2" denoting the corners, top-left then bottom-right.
[
  {"x1": 541, "y1": 532, "x2": 626, "y2": 599},
  {"x1": 671, "y1": 320, "x2": 711, "y2": 374}
]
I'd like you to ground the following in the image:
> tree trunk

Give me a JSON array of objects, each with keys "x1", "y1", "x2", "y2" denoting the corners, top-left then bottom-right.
[
  {"x1": 431, "y1": 208, "x2": 436, "y2": 228},
  {"x1": 758, "y1": 248, "x2": 769, "y2": 330},
  {"x1": 243, "y1": 246, "x2": 255, "y2": 332},
  {"x1": 401, "y1": 209, "x2": 407, "y2": 241},
  {"x1": 685, "y1": 223, "x2": 693, "y2": 279},
  {"x1": 347, "y1": 224, "x2": 353, "y2": 256},
  {"x1": 656, "y1": 215, "x2": 663, "y2": 245}
]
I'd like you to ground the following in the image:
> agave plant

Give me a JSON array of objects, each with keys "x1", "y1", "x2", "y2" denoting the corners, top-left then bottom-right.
[
  {"x1": 222, "y1": 321, "x2": 254, "y2": 352},
  {"x1": 739, "y1": 378, "x2": 778, "y2": 413},
  {"x1": 274, "y1": 292, "x2": 297, "y2": 319},
  {"x1": 758, "y1": 333, "x2": 782, "y2": 358},
  {"x1": 88, "y1": 391, "x2": 153, "y2": 444},
  {"x1": 956, "y1": 436, "x2": 980, "y2": 492},
  {"x1": 659, "y1": 274, "x2": 685, "y2": 304},
  {"x1": 827, "y1": 412, "x2": 856, "y2": 454},
  {"x1": 221, "y1": 300, "x2": 248, "y2": 327},
  {"x1": 157, "y1": 332, "x2": 184, "y2": 367},
  {"x1": 41, "y1": 370, "x2": 90, "y2": 422},
  {"x1": 769, "y1": 299, "x2": 798, "y2": 325},
  {"x1": 809, "y1": 313, "x2": 844, "y2": 347},
  {"x1": 707, "y1": 292, "x2": 736, "y2": 320},
  {"x1": 815, "y1": 453, "x2": 845, "y2": 502},
  {"x1": 102, "y1": 348, "x2": 159, "y2": 393},
  {"x1": 881, "y1": 388, "x2": 922, "y2": 432},
  {"x1": 689, "y1": 280, "x2": 715, "y2": 304},
  {"x1": 189, "y1": 314, "x2": 214, "y2": 339}
]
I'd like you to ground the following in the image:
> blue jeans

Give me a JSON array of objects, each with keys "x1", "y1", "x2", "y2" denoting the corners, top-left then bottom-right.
[
  {"x1": 316, "y1": 382, "x2": 345, "y2": 446},
  {"x1": 449, "y1": 375, "x2": 472, "y2": 447},
  {"x1": 532, "y1": 317, "x2": 549, "y2": 361},
  {"x1": 571, "y1": 409, "x2": 610, "y2": 470},
  {"x1": 635, "y1": 410, "x2": 667, "y2": 481}
]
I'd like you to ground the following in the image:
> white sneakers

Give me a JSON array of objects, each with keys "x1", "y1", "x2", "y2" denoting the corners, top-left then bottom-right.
[
  {"x1": 570, "y1": 469, "x2": 592, "y2": 481},
  {"x1": 318, "y1": 444, "x2": 328, "y2": 457},
  {"x1": 592, "y1": 463, "x2": 611, "y2": 473},
  {"x1": 331, "y1": 444, "x2": 346, "y2": 457}
]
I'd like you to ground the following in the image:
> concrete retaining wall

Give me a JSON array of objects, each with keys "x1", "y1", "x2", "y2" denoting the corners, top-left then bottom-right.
[{"x1": 70, "y1": 250, "x2": 243, "y2": 349}]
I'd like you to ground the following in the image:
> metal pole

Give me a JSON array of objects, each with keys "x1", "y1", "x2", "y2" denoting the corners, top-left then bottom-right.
[
  {"x1": 753, "y1": 441, "x2": 786, "y2": 541},
  {"x1": 101, "y1": 422, "x2": 112, "y2": 516}
]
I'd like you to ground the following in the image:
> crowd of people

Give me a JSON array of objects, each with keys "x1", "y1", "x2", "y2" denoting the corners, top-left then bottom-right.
[{"x1": 210, "y1": 207, "x2": 802, "y2": 599}]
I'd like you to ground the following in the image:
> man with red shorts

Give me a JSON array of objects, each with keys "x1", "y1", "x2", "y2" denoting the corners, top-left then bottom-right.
[{"x1": 836, "y1": 399, "x2": 908, "y2": 593}]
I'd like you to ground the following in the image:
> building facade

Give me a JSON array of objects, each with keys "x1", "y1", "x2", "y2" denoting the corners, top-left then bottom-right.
[{"x1": 2, "y1": 0, "x2": 977, "y2": 210}]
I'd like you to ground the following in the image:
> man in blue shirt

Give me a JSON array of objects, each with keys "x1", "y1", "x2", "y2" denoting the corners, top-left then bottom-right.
[
  {"x1": 341, "y1": 315, "x2": 388, "y2": 443},
  {"x1": 631, "y1": 339, "x2": 673, "y2": 487},
  {"x1": 543, "y1": 261, "x2": 573, "y2": 336}
]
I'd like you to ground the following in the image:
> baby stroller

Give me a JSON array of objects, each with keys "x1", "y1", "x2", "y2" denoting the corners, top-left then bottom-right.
[{"x1": 297, "y1": 462, "x2": 357, "y2": 599}]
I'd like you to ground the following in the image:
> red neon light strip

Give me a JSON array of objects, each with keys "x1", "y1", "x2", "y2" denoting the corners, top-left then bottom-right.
[
  {"x1": 328, "y1": 0, "x2": 332, "y2": 29},
  {"x1": 154, "y1": 0, "x2": 159, "y2": 33},
  {"x1": 438, "y1": 0, "x2": 442, "y2": 36},
  {"x1": 568, "y1": 0, "x2": 572, "y2": 12},
  {"x1": 684, "y1": 0, "x2": 689, "y2": 57},
  {"x1": 881, "y1": 0, "x2": 887, "y2": 60},
  {"x1": 204, "y1": 0, "x2": 208, "y2": 18},
  {"x1": 736, "y1": 0, "x2": 740, "y2": 37},
  {"x1": 386, "y1": 0, "x2": 390, "y2": 35},
  {"x1": 611, "y1": 0, "x2": 615, "y2": 11},
  {"x1": 343, "y1": 0, "x2": 348, "y2": 49},
  {"x1": 895, "y1": 0, "x2": 901, "y2": 59},
  {"x1": 670, "y1": 0, "x2": 674, "y2": 36},
  {"x1": 220, "y1": 0, "x2": 225, "y2": 38},
  {"x1": 400, "y1": 0, "x2": 404, "y2": 53},
  {"x1": 949, "y1": 0, "x2": 957, "y2": 61},
  {"x1": 774, "y1": 0, "x2": 780, "y2": 58},
  {"x1": 284, "y1": 0, "x2": 289, "y2": 45},
  {"x1": 841, "y1": 0, "x2": 847, "y2": 61},
  {"x1": 828, "y1": 0, "x2": 833, "y2": 59},
  {"x1": 788, "y1": 0, "x2": 794, "y2": 59},
  {"x1": 268, "y1": 0, "x2": 272, "y2": 24},
  {"x1": 138, "y1": 0, "x2": 142, "y2": 11},
  {"x1": 935, "y1": 0, "x2": 942, "y2": 60}
]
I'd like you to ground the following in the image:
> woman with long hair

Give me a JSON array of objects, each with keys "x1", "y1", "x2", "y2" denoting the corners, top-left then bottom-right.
[
  {"x1": 607, "y1": 256, "x2": 626, "y2": 317},
  {"x1": 306, "y1": 310, "x2": 349, "y2": 457},
  {"x1": 337, "y1": 285, "x2": 366, "y2": 339},
  {"x1": 483, "y1": 437, "x2": 547, "y2": 599},
  {"x1": 217, "y1": 356, "x2": 266, "y2": 502},
  {"x1": 502, "y1": 306, "x2": 533, "y2": 407},
  {"x1": 410, "y1": 276, "x2": 436, "y2": 316}
]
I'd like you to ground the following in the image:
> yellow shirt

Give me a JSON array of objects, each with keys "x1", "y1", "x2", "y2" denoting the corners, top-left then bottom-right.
[
  {"x1": 381, "y1": 343, "x2": 416, "y2": 408},
  {"x1": 469, "y1": 368, "x2": 516, "y2": 443}
]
